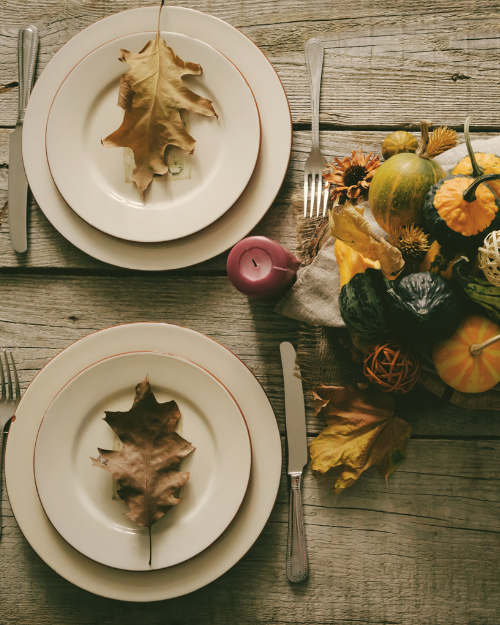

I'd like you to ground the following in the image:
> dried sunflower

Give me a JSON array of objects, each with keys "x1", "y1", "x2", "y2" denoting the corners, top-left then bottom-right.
[{"x1": 323, "y1": 149, "x2": 381, "y2": 206}]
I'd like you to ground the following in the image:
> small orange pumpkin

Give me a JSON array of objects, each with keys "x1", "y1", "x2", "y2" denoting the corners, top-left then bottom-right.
[{"x1": 432, "y1": 315, "x2": 500, "y2": 393}]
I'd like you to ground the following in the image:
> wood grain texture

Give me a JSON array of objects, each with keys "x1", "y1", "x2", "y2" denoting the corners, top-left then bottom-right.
[
  {"x1": 0, "y1": 129, "x2": 496, "y2": 270},
  {"x1": 0, "y1": 273, "x2": 498, "y2": 438},
  {"x1": 1, "y1": 0, "x2": 500, "y2": 126},
  {"x1": 1, "y1": 438, "x2": 499, "y2": 624}
]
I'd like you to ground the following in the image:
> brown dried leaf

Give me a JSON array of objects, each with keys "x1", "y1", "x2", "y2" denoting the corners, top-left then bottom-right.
[
  {"x1": 309, "y1": 385, "x2": 411, "y2": 494},
  {"x1": 102, "y1": 5, "x2": 217, "y2": 198},
  {"x1": 329, "y1": 203, "x2": 404, "y2": 279},
  {"x1": 91, "y1": 377, "x2": 195, "y2": 563}
]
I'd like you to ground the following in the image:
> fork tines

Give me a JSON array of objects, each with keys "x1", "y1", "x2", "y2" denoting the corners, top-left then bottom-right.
[
  {"x1": 304, "y1": 172, "x2": 329, "y2": 219},
  {"x1": 0, "y1": 351, "x2": 20, "y2": 402}
]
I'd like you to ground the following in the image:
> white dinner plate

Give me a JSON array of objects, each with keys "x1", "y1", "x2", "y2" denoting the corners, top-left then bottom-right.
[
  {"x1": 34, "y1": 352, "x2": 251, "y2": 571},
  {"x1": 23, "y1": 7, "x2": 291, "y2": 269},
  {"x1": 46, "y1": 33, "x2": 260, "y2": 242},
  {"x1": 5, "y1": 324, "x2": 282, "y2": 601}
]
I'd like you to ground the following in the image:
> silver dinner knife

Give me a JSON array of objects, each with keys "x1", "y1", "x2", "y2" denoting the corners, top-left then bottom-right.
[
  {"x1": 280, "y1": 341, "x2": 308, "y2": 583},
  {"x1": 8, "y1": 26, "x2": 39, "y2": 253}
]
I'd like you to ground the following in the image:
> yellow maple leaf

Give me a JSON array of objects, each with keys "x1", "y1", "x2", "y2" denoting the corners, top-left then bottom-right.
[
  {"x1": 103, "y1": 4, "x2": 217, "y2": 198},
  {"x1": 309, "y1": 385, "x2": 411, "y2": 494},
  {"x1": 329, "y1": 203, "x2": 404, "y2": 279}
]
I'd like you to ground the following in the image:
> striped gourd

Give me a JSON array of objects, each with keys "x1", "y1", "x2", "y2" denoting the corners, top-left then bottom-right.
[
  {"x1": 369, "y1": 121, "x2": 446, "y2": 234},
  {"x1": 452, "y1": 257, "x2": 500, "y2": 325},
  {"x1": 433, "y1": 315, "x2": 500, "y2": 393}
]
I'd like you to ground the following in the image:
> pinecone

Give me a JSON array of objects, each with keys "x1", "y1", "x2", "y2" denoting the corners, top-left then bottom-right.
[
  {"x1": 388, "y1": 224, "x2": 430, "y2": 272},
  {"x1": 427, "y1": 127, "x2": 458, "y2": 158}
]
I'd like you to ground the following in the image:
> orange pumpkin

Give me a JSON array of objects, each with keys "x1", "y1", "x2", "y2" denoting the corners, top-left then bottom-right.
[{"x1": 432, "y1": 315, "x2": 500, "y2": 393}]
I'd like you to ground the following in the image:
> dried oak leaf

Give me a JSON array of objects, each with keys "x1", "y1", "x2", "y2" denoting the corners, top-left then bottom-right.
[
  {"x1": 91, "y1": 377, "x2": 195, "y2": 563},
  {"x1": 329, "y1": 203, "x2": 404, "y2": 279},
  {"x1": 102, "y1": 21, "x2": 217, "y2": 198},
  {"x1": 309, "y1": 385, "x2": 411, "y2": 494}
]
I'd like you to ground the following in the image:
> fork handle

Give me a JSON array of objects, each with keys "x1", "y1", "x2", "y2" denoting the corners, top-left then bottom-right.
[
  {"x1": 0, "y1": 423, "x2": 9, "y2": 539},
  {"x1": 305, "y1": 38, "x2": 324, "y2": 151}
]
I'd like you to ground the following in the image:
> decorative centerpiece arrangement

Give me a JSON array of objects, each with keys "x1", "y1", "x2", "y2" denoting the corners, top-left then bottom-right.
[{"x1": 301, "y1": 116, "x2": 500, "y2": 494}]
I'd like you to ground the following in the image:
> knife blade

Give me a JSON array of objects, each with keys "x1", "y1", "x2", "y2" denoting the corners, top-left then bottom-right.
[
  {"x1": 8, "y1": 26, "x2": 39, "y2": 253},
  {"x1": 280, "y1": 341, "x2": 308, "y2": 583}
]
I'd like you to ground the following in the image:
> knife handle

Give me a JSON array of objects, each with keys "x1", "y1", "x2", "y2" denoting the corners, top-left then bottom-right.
[
  {"x1": 287, "y1": 472, "x2": 308, "y2": 583},
  {"x1": 17, "y1": 26, "x2": 39, "y2": 123}
]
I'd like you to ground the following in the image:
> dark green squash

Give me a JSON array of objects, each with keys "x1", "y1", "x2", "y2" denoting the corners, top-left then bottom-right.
[
  {"x1": 384, "y1": 272, "x2": 463, "y2": 344},
  {"x1": 424, "y1": 172, "x2": 500, "y2": 253},
  {"x1": 452, "y1": 256, "x2": 500, "y2": 325},
  {"x1": 339, "y1": 268, "x2": 389, "y2": 341}
]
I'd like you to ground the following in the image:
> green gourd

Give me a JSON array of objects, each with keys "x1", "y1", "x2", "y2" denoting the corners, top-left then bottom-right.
[
  {"x1": 384, "y1": 272, "x2": 463, "y2": 344},
  {"x1": 369, "y1": 120, "x2": 446, "y2": 234},
  {"x1": 452, "y1": 257, "x2": 500, "y2": 325},
  {"x1": 335, "y1": 239, "x2": 389, "y2": 341}
]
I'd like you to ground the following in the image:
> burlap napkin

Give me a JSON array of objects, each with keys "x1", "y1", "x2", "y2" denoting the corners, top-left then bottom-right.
[{"x1": 276, "y1": 136, "x2": 500, "y2": 408}]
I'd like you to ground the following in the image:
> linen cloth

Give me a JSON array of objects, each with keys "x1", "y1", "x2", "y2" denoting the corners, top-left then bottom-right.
[{"x1": 276, "y1": 136, "x2": 500, "y2": 408}]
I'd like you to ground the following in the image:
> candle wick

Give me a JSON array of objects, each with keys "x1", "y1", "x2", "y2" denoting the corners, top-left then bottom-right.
[{"x1": 251, "y1": 258, "x2": 257, "y2": 267}]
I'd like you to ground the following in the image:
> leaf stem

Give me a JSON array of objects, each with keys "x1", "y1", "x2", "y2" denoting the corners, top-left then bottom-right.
[
  {"x1": 149, "y1": 526, "x2": 152, "y2": 566},
  {"x1": 156, "y1": 0, "x2": 164, "y2": 44}
]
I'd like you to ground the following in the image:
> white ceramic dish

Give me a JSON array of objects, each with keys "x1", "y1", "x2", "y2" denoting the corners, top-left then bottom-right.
[
  {"x1": 5, "y1": 324, "x2": 282, "y2": 601},
  {"x1": 46, "y1": 32, "x2": 260, "y2": 243},
  {"x1": 34, "y1": 351, "x2": 251, "y2": 571},
  {"x1": 23, "y1": 6, "x2": 291, "y2": 269}
]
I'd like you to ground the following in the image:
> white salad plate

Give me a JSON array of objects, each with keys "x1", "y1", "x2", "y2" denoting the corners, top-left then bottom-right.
[
  {"x1": 23, "y1": 6, "x2": 292, "y2": 269},
  {"x1": 34, "y1": 351, "x2": 251, "y2": 571},
  {"x1": 46, "y1": 32, "x2": 261, "y2": 243},
  {"x1": 5, "y1": 323, "x2": 282, "y2": 601}
]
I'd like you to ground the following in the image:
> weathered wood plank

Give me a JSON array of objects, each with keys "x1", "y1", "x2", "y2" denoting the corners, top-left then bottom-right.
[
  {"x1": 1, "y1": 0, "x2": 500, "y2": 126},
  {"x1": 1, "y1": 439, "x2": 499, "y2": 624},
  {"x1": 0, "y1": 273, "x2": 499, "y2": 437},
  {"x1": 0, "y1": 129, "x2": 496, "y2": 270}
]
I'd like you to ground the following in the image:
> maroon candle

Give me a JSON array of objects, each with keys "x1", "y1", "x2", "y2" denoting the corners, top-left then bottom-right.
[{"x1": 227, "y1": 236, "x2": 300, "y2": 300}]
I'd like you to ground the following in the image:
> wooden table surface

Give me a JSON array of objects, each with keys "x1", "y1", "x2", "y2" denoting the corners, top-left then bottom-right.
[{"x1": 1, "y1": 1, "x2": 500, "y2": 623}]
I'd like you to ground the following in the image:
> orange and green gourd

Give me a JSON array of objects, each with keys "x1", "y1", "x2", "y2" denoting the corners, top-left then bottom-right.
[
  {"x1": 369, "y1": 120, "x2": 446, "y2": 234},
  {"x1": 433, "y1": 314, "x2": 500, "y2": 393},
  {"x1": 452, "y1": 116, "x2": 500, "y2": 199},
  {"x1": 424, "y1": 172, "x2": 500, "y2": 253},
  {"x1": 381, "y1": 131, "x2": 418, "y2": 160}
]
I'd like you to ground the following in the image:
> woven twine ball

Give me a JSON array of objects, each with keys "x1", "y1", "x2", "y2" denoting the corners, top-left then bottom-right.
[
  {"x1": 363, "y1": 342, "x2": 420, "y2": 394},
  {"x1": 478, "y1": 230, "x2": 500, "y2": 286}
]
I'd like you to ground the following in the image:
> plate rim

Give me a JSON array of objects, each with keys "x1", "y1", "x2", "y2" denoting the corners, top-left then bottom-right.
[
  {"x1": 45, "y1": 30, "x2": 262, "y2": 243},
  {"x1": 33, "y1": 349, "x2": 252, "y2": 571},
  {"x1": 22, "y1": 5, "x2": 292, "y2": 270},
  {"x1": 5, "y1": 322, "x2": 282, "y2": 601}
]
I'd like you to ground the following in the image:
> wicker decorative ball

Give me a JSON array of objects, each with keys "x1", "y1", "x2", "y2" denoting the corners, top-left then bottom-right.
[
  {"x1": 478, "y1": 231, "x2": 500, "y2": 286},
  {"x1": 363, "y1": 342, "x2": 420, "y2": 394}
]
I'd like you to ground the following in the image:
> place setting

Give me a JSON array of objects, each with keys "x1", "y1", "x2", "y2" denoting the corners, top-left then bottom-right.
[{"x1": 17, "y1": 2, "x2": 292, "y2": 269}]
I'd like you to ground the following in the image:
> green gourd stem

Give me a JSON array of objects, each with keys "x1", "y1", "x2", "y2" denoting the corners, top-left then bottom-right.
[
  {"x1": 463, "y1": 173, "x2": 500, "y2": 202},
  {"x1": 470, "y1": 334, "x2": 500, "y2": 356},
  {"x1": 415, "y1": 120, "x2": 432, "y2": 159},
  {"x1": 464, "y1": 116, "x2": 483, "y2": 177}
]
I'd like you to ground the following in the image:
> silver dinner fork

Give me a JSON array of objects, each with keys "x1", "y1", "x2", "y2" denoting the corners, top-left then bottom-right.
[
  {"x1": 0, "y1": 352, "x2": 21, "y2": 538},
  {"x1": 304, "y1": 38, "x2": 328, "y2": 218}
]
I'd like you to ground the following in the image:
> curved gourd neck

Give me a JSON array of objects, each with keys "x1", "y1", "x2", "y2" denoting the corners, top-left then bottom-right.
[
  {"x1": 463, "y1": 173, "x2": 500, "y2": 202},
  {"x1": 464, "y1": 116, "x2": 483, "y2": 177}
]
